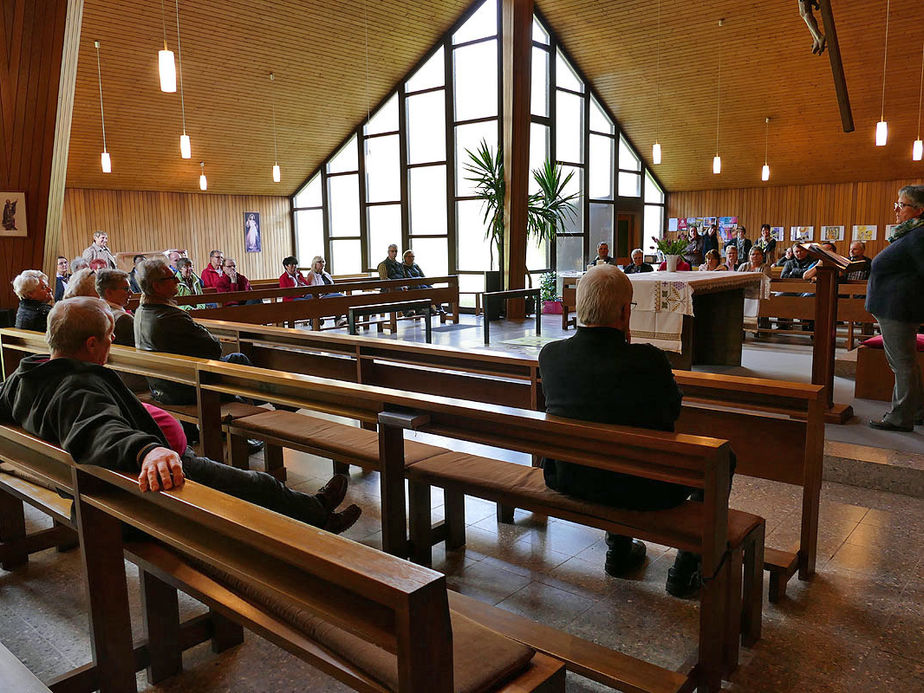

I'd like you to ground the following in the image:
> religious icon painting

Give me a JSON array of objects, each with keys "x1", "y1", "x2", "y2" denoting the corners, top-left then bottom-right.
[
  {"x1": 770, "y1": 226, "x2": 785, "y2": 241},
  {"x1": 821, "y1": 225, "x2": 845, "y2": 241},
  {"x1": 244, "y1": 212, "x2": 262, "y2": 253},
  {"x1": 852, "y1": 225, "x2": 877, "y2": 241},
  {"x1": 790, "y1": 226, "x2": 814, "y2": 242},
  {"x1": 0, "y1": 192, "x2": 27, "y2": 237}
]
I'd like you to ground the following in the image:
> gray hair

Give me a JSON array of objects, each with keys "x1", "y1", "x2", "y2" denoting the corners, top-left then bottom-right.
[
  {"x1": 71, "y1": 257, "x2": 89, "y2": 272},
  {"x1": 577, "y1": 264, "x2": 632, "y2": 326},
  {"x1": 898, "y1": 185, "x2": 924, "y2": 208},
  {"x1": 63, "y1": 268, "x2": 97, "y2": 299},
  {"x1": 387, "y1": 244, "x2": 398, "y2": 251},
  {"x1": 95, "y1": 268, "x2": 129, "y2": 297},
  {"x1": 175, "y1": 257, "x2": 193, "y2": 270},
  {"x1": 93, "y1": 230, "x2": 108, "y2": 240},
  {"x1": 46, "y1": 297, "x2": 113, "y2": 356},
  {"x1": 12, "y1": 270, "x2": 47, "y2": 299},
  {"x1": 631, "y1": 248, "x2": 644, "y2": 257},
  {"x1": 137, "y1": 257, "x2": 172, "y2": 295},
  {"x1": 597, "y1": 241, "x2": 609, "y2": 249}
]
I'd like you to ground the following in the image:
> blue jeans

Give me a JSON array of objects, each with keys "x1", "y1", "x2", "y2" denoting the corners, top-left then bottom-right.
[{"x1": 874, "y1": 316, "x2": 924, "y2": 427}]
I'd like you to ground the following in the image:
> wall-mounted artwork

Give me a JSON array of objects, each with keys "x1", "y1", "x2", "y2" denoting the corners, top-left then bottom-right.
[
  {"x1": 821, "y1": 225, "x2": 845, "y2": 242},
  {"x1": 885, "y1": 224, "x2": 898, "y2": 240},
  {"x1": 244, "y1": 212, "x2": 261, "y2": 253},
  {"x1": 770, "y1": 226, "x2": 784, "y2": 241},
  {"x1": 790, "y1": 226, "x2": 814, "y2": 242},
  {"x1": 852, "y1": 225, "x2": 877, "y2": 241},
  {"x1": 0, "y1": 193, "x2": 27, "y2": 237}
]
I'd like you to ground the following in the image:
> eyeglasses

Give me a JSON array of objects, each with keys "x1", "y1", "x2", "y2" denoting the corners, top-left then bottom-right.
[{"x1": 895, "y1": 201, "x2": 921, "y2": 210}]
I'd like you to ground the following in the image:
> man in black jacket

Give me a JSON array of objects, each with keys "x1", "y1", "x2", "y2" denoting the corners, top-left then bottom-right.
[
  {"x1": 0, "y1": 297, "x2": 360, "y2": 532},
  {"x1": 538, "y1": 264, "x2": 714, "y2": 597}
]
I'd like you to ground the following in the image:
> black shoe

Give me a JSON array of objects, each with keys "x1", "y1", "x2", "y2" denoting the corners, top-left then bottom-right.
[
  {"x1": 666, "y1": 561, "x2": 703, "y2": 598},
  {"x1": 324, "y1": 504, "x2": 362, "y2": 534},
  {"x1": 247, "y1": 439, "x2": 265, "y2": 455},
  {"x1": 604, "y1": 539, "x2": 646, "y2": 577},
  {"x1": 316, "y1": 474, "x2": 348, "y2": 512},
  {"x1": 868, "y1": 419, "x2": 914, "y2": 432}
]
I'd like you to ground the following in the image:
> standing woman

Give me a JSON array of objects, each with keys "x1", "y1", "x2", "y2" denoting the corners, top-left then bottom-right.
[
  {"x1": 866, "y1": 185, "x2": 924, "y2": 431},
  {"x1": 683, "y1": 226, "x2": 704, "y2": 267},
  {"x1": 702, "y1": 224, "x2": 720, "y2": 258},
  {"x1": 755, "y1": 224, "x2": 777, "y2": 264}
]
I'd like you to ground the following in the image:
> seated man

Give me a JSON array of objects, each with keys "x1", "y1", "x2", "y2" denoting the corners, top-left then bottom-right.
[
  {"x1": 95, "y1": 268, "x2": 134, "y2": 346},
  {"x1": 81, "y1": 230, "x2": 117, "y2": 269},
  {"x1": 165, "y1": 249, "x2": 182, "y2": 273},
  {"x1": 200, "y1": 249, "x2": 225, "y2": 290},
  {"x1": 378, "y1": 243, "x2": 404, "y2": 281},
  {"x1": 623, "y1": 248, "x2": 653, "y2": 274},
  {"x1": 402, "y1": 249, "x2": 444, "y2": 316},
  {"x1": 588, "y1": 241, "x2": 618, "y2": 269},
  {"x1": 217, "y1": 257, "x2": 258, "y2": 305},
  {"x1": 845, "y1": 240, "x2": 872, "y2": 281},
  {"x1": 0, "y1": 297, "x2": 360, "y2": 533},
  {"x1": 54, "y1": 256, "x2": 70, "y2": 301},
  {"x1": 774, "y1": 245, "x2": 795, "y2": 267},
  {"x1": 539, "y1": 265, "x2": 728, "y2": 598},
  {"x1": 128, "y1": 254, "x2": 145, "y2": 293},
  {"x1": 12, "y1": 270, "x2": 53, "y2": 332},
  {"x1": 175, "y1": 257, "x2": 206, "y2": 310}
]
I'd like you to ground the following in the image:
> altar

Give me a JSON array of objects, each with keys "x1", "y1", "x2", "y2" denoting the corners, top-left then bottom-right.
[{"x1": 561, "y1": 271, "x2": 769, "y2": 370}]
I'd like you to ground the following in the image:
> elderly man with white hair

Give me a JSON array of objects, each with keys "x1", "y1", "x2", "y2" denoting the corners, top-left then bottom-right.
[
  {"x1": 538, "y1": 264, "x2": 733, "y2": 598},
  {"x1": 12, "y1": 269, "x2": 53, "y2": 332},
  {"x1": 0, "y1": 296, "x2": 360, "y2": 533}
]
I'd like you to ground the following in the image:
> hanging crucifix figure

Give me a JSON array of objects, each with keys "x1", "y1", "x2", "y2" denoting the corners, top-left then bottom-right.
[{"x1": 799, "y1": 0, "x2": 826, "y2": 54}]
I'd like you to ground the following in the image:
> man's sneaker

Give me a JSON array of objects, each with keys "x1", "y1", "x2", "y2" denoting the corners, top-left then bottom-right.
[
  {"x1": 604, "y1": 539, "x2": 646, "y2": 577},
  {"x1": 324, "y1": 504, "x2": 362, "y2": 534},
  {"x1": 666, "y1": 561, "x2": 702, "y2": 598}
]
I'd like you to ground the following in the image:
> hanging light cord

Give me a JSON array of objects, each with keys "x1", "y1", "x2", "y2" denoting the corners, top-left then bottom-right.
[
  {"x1": 94, "y1": 41, "x2": 107, "y2": 151},
  {"x1": 175, "y1": 0, "x2": 187, "y2": 135},
  {"x1": 764, "y1": 117, "x2": 770, "y2": 165},
  {"x1": 715, "y1": 24, "x2": 722, "y2": 156},
  {"x1": 880, "y1": 0, "x2": 890, "y2": 121},
  {"x1": 160, "y1": 0, "x2": 168, "y2": 49},
  {"x1": 363, "y1": 0, "x2": 371, "y2": 124},
  {"x1": 272, "y1": 103, "x2": 279, "y2": 162},
  {"x1": 916, "y1": 42, "x2": 924, "y2": 139},
  {"x1": 654, "y1": 0, "x2": 661, "y2": 141}
]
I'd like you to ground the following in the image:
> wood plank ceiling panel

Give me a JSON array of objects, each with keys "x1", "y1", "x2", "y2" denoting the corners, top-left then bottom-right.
[
  {"x1": 538, "y1": 0, "x2": 924, "y2": 191},
  {"x1": 66, "y1": 0, "x2": 472, "y2": 195}
]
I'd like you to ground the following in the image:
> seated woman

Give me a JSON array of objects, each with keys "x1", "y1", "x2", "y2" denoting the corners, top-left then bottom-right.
[
  {"x1": 697, "y1": 249, "x2": 727, "y2": 271},
  {"x1": 279, "y1": 255, "x2": 311, "y2": 301},
  {"x1": 737, "y1": 247, "x2": 771, "y2": 276},
  {"x1": 62, "y1": 268, "x2": 98, "y2": 299},
  {"x1": 12, "y1": 270, "x2": 53, "y2": 332},
  {"x1": 175, "y1": 258, "x2": 206, "y2": 310},
  {"x1": 307, "y1": 256, "x2": 347, "y2": 328},
  {"x1": 774, "y1": 245, "x2": 795, "y2": 267}
]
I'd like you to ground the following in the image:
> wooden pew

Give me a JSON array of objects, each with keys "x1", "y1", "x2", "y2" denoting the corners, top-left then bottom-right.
[
  {"x1": 0, "y1": 425, "x2": 566, "y2": 693},
  {"x1": 200, "y1": 319, "x2": 823, "y2": 600},
  {"x1": 195, "y1": 360, "x2": 764, "y2": 691}
]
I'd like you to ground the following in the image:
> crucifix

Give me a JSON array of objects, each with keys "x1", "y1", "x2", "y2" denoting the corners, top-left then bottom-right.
[{"x1": 799, "y1": 0, "x2": 854, "y2": 132}]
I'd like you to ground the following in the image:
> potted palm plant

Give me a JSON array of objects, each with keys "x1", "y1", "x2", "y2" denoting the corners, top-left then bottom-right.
[{"x1": 540, "y1": 271, "x2": 561, "y2": 314}]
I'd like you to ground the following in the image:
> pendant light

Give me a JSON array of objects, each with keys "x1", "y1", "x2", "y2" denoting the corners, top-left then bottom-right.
[
  {"x1": 199, "y1": 161, "x2": 207, "y2": 191},
  {"x1": 712, "y1": 20, "x2": 723, "y2": 175},
  {"x1": 157, "y1": 0, "x2": 176, "y2": 92},
  {"x1": 761, "y1": 117, "x2": 771, "y2": 181},
  {"x1": 652, "y1": 0, "x2": 662, "y2": 165},
  {"x1": 876, "y1": 0, "x2": 891, "y2": 146},
  {"x1": 270, "y1": 73, "x2": 281, "y2": 183},
  {"x1": 914, "y1": 42, "x2": 923, "y2": 161},
  {"x1": 94, "y1": 41, "x2": 112, "y2": 173},
  {"x1": 175, "y1": 0, "x2": 191, "y2": 158}
]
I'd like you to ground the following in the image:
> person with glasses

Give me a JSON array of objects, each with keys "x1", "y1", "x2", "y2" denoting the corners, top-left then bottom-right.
[
  {"x1": 866, "y1": 186, "x2": 924, "y2": 432},
  {"x1": 217, "y1": 257, "x2": 258, "y2": 306},
  {"x1": 200, "y1": 249, "x2": 225, "y2": 290},
  {"x1": 402, "y1": 249, "x2": 445, "y2": 316},
  {"x1": 54, "y1": 256, "x2": 70, "y2": 301},
  {"x1": 95, "y1": 268, "x2": 135, "y2": 346},
  {"x1": 80, "y1": 230, "x2": 117, "y2": 270}
]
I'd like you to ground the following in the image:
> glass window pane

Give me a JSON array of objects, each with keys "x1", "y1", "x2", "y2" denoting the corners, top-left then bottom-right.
[
  {"x1": 328, "y1": 174, "x2": 359, "y2": 237},
  {"x1": 328, "y1": 135, "x2": 358, "y2": 174},
  {"x1": 456, "y1": 120, "x2": 498, "y2": 196},
  {"x1": 588, "y1": 134, "x2": 614, "y2": 200},
  {"x1": 532, "y1": 16, "x2": 549, "y2": 45},
  {"x1": 453, "y1": 40, "x2": 498, "y2": 121},
  {"x1": 618, "y1": 171, "x2": 641, "y2": 197},
  {"x1": 556, "y1": 90, "x2": 583, "y2": 163},
  {"x1": 407, "y1": 90, "x2": 446, "y2": 164},
  {"x1": 293, "y1": 174, "x2": 322, "y2": 208},
  {"x1": 529, "y1": 122, "x2": 549, "y2": 195},
  {"x1": 526, "y1": 235, "x2": 548, "y2": 272},
  {"x1": 408, "y1": 237, "x2": 448, "y2": 276},
  {"x1": 453, "y1": 0, "x2": 497, "y2": 44},
  {"x1": 645, "y1": 204, "x2": 664, "y2": 241},
  {"x1": 645, "y1": 170, "x2": 664, "y2": 203},
  {"x1": 556, "y1": 50, "x2": 583, "y2": 92},
  {"x1": 365, "y1": 134, "x2": 400, "y2": 203},
  {"x1": 330, "y1": 239, "x2": 361, "y2": 275},
  {"x1": 559, "y1": 165, "x2": 583, "y2": 235},
  {"x1": 456, "y1": 199, "x2": 493, "y2": 270},
  {"x1": 294, "y1": 209, "x2": 323, "y2": 261},
  {"x1": 458, "y1": 272, "x2": 485, "y2": 309},
  {"x1": 589, "y1": 97, "x2": 613, "y2": 134},
  {"x1": 365, "y1": 93, "x2": 398, "y2": 135},
  {"x1": 410, "y1": 165, "x2": 447, "y2": 235},
  {"x1": 618, "y1": 135, "x2": 641, "y2": 171},
  {"x1": 589, "y1": 203, "x2": 614, "y2": 262},
  {"x1": 406, "y1": 46, "x2": 445, "y2": 92},
  {"x1": 367, "y1": 204, "x2": 402, "y2": 260},
  {"x1": 531, "y1": 46, "x2": 548, "y2": 118},
  {"x1": 556, "y1": 235, "x2": 584, "y2": 273}
]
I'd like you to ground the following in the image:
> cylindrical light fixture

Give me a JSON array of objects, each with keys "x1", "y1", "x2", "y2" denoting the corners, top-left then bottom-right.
[
  {"x1": 712, "y1": 19, "x2": 723, "y2": 174},
  {"x1": 876, "y1": 0, "x2": 891, "y2": 147},
  {"x1": 914, "y1": 42, "x2": 923, "y2": 161},
  {"x1": 713, "y1": 156, "x2": 722, "y2": 175},
  {"x1": 652, "y1": 0, "x2": 662, "y2": 165},
  {"x1": 761, "y1": 164, "x2": 770, "y2": 182},
  {"x1": 761, "y1": 117, "x2": 771, "y2": 182},
  {"x1": 175, "y1": 0, "x2": 191, "y2": 158},
  {"x1": 94, "y1": 41, "x2": 111, "y2": 174},
  {"x1": 199, "y1": 161, "x2": 207, "y2": 191},
  {"x1": 180, "y1": 134, "x2": 191, "y2": 159},
  {"x1": 876, "y1": 120, "x2": 888, "y2": 147},
  {"x1": 272, "y1": 164, "x2": 281, "y2": 183},
  {"x1": 158, "y1": 0, "x2": 176, "y2": 92},
  {"x1": 652, "y1": 142, "x2": 662, "y2": 165},
  {"x1": 270, "y1": 73, "x2": 281, "y2": 182}
]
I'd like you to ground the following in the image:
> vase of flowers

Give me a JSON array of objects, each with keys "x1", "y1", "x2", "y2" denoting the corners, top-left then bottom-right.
[{"x1": 651, "y1": 235, "x2": 689, "y2": 272}]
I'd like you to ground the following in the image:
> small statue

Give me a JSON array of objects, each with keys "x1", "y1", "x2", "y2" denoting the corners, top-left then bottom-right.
[{"x1": 799, "y1": 0, "x2": 826, "y2": 55}]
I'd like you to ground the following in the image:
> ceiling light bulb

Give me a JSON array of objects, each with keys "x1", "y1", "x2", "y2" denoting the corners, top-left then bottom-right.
[
  {"x1": 876, "y1": 120, "x2": 888, "y2": 146},
  {"x1": 712, "y1": 155, "x2": 721, "y2": 174},
  {"x1": 180, "y1": 134, "x2": 191, "y2": 159},
  {"x1": 761, "y1": 164, "x2": 770, "y2": 181},
  {"x1": 652, "y1": 142, "x2": 662, "y2": 165},
  {"x1": 272, "y1": 163, "x2": 281, "y2": 183},
  {"x1": 158, "y1": 49, "x2": 176, "y2": 92},
  {"x1": 914, "y1": 139, "x2": 923, "y2": 161},
  {"x1": 199, "y1": 173, "x2": 207, "y2": 191},
  {"x1": 101, "y1": 151, "x2": 111, "y2": 173}
]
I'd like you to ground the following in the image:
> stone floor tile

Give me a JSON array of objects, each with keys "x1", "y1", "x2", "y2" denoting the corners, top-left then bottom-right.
[{"x1": 495, "y1": 581, "x2": 597, "y2": 631}]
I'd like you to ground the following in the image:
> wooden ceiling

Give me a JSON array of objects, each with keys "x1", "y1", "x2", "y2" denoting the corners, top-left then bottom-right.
[{"x1": 66, "y1": 0, "x2": 924, "y2": 195}]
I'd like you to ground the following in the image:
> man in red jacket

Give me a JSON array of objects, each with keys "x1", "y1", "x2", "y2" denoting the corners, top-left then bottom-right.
[{"x1": 200, "y1": 249, "x2": 225, "y2": 290}]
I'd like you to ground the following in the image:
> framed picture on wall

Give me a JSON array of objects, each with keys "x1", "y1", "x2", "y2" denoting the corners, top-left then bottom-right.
[
  {"x1": 790, "y1": 226, "x2": 814, "y2": 242},
  {"x1": 770, "y1": 226, "x2": 784, "y2": 241},
  {"x1": 821, "y1": 225, "x2": 845, "y2": 242},
  {"x1": 244, "y1": 212, "x2": 262, "y2": 253},
  {"x1": 852, "y1": 225, "x2": 877, "y2": 241},
  {"x1": 0, "y1": 192, "x2": 27, "y2": 237}
]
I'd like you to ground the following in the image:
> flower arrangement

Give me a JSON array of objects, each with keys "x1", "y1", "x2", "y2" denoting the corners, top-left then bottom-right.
[{"x1": 651, "y1": 234, "x2": 688, "y2": 256}]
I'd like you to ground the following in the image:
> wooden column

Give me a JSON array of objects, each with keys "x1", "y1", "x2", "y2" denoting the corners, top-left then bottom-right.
[
  {"x1": 0, "y1": 0, "x2": 82, "y2": 309},
  {"x1": 812, "y1": 262, "x2": 854, "y2": 423},
  {"x1": 501, "y1": 0, "x2": 533, "y2": 319}
]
